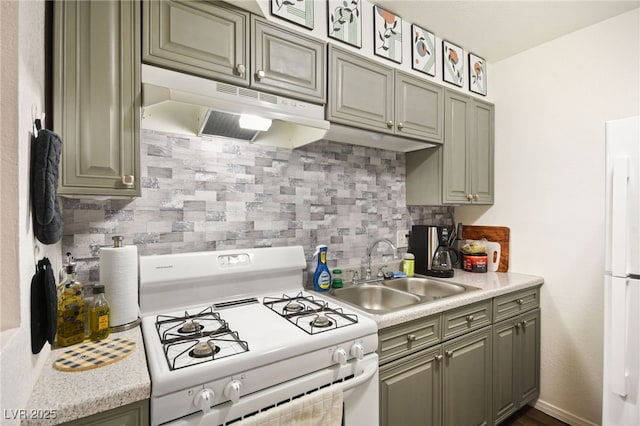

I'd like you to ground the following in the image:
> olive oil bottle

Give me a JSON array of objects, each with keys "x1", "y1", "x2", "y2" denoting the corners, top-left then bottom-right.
[
  {"x1": 89, "y1": 285, "x2": 110, "y2": 341},
  {"x1": 56, "y1": 253, "x2": 85, "y2": 347}
]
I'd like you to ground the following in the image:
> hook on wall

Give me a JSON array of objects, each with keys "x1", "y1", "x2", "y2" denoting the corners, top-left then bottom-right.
[{"x1": 31, "y1": 104, "x2": 46, "y2": 137}]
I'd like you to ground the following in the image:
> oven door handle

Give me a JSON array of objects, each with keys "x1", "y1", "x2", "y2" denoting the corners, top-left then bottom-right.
[{"x1": 342, "y1": 363, "x2": 378, "y2": 392}]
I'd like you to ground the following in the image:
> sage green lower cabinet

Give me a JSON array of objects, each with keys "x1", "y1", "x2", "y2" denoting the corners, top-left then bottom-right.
[
  {"x1": 61, "y1": 400, "x2": 149, "y2": 426},
  {"x1": 379, "y1": 346, "x2": 442, "y2": 426},
  {"x1": 493, "y1": 309, "x2": 541, "y2": 425},
  {"x1": 443, "y1": 326, "x2": 493, "y2": 426}
]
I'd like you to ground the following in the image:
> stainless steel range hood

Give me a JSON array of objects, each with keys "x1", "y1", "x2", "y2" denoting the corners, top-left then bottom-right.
[{"x1": 141, "y1": 65, "x2": 330, "y2": 149}]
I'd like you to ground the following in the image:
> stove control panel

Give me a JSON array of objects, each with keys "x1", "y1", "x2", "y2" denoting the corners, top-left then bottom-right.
[
  {"x1": 332, "y1": 348, "x2": 348, "y2": 365},
  {"x1": 224, "y1": 379, "x2": 243, "y2": 403},
  {"x1": 194, "y1": 388, "x2": 215, "y2": 413},
  {"x1": 350, "y1": 342, "x2": 365, "y2": 360}
]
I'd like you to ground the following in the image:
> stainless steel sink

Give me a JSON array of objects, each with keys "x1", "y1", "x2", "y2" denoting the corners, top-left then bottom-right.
[
  {"x1": 330, "y1": 285, "x2": 422, "y2": 313},
  {"x1": 383, "y1": 277, "x2": 475, "y2": 300},
  {"x1": 329, "y1": 276, "x2": 480, "y2": 313}
]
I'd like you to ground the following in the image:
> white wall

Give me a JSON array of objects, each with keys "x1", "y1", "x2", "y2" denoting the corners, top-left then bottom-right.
[
  {"x1": 456, "y1": 9, "x2": 640, "y2": 425},
  {"x1": 0, "y1": 1, "x2": 62, "y2": 422}
]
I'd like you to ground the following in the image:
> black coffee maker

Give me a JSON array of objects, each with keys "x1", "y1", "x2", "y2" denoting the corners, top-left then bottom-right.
[{"x1": 409, "y1": 225, "x2": 455, "y2": 278}]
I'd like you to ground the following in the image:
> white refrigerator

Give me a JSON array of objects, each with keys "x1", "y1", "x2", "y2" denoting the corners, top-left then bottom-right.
[{"x1": 603, "y1": 116, "x2": 640, "y2": 425}]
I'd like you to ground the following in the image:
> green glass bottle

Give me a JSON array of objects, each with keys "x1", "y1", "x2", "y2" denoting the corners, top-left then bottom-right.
[{"x1": 89, "y1": 285, "x2": 110, "y2": 341}]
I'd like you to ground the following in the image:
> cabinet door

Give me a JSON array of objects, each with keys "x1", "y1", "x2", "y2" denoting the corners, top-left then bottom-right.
[
  {"x1": 470, "y1": 99, "x2": 495, "y2": 204},
  {"x1": 443, "y1": 327, "x2": 492, "y2": 426},
  {"x1": 395, "y1": 71, "x2": 444, "y2": 143},
  {"x1": 251, "y1": 17, "x2": 325, "y2": 103},
  {"x1": 379, "y1": 347, "x2": 442, "y2": 426},
  {"x1": 442, "y1": 90, "x2": 471, "y2": 204},
  {"x1": 54, "y1": 0, "x2": 140, "y2": 196},
  {"x1": 327, "y1": 46, "x2": 394, "y2": 133},
  {"x1": 143, "y1": 0, "x2": 249, "y2": 85},
  {"x1": 518, "y1": 309, "x2": 540, "y2": 405},
  {"x1": 492, "y1": 317, "x2": 519, "y2": 424}
]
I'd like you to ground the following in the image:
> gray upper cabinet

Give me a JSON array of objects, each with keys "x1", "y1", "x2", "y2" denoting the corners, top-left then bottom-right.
[
  {"x1": 251, "y1": 17, "x2": 325, "y2": 103},
  {"x1": 54, "y1": 0, "x2": 140, "y2": 196},
  {"x1": 143, "y1": 1, "x2": 326, "y2": 103},
  {"x1": 143, "y1": 0, "x2": 250, "y2": 85},
  {"x1": 442, "y1": 89, "x2": 495, "y2": 204},
  {"x1": 328, "y1": 45, "x2": 443, "y2": 143}
]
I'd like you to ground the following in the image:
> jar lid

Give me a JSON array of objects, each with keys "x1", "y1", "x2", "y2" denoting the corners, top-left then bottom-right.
[
  {"x1": 332, "y1": 269, "x2": 342, "y2": 274},
  {"x1": 93, "y1": 285, "x2": 105, "y2": 294}
]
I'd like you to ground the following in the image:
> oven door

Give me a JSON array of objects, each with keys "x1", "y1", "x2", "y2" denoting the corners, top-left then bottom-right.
[{"x1": 163, "y1": 354, "x2": 379, "y2": 426}]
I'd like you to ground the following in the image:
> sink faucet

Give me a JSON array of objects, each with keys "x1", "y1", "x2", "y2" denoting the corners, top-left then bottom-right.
[{"x1": 366, "y1": 239, "x2": 397, "y2": 280}]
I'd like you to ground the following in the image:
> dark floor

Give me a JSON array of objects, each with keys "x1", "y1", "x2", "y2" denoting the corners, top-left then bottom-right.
[{"x1": 501, "y1": 406, "x2": 569, "y2": 426}]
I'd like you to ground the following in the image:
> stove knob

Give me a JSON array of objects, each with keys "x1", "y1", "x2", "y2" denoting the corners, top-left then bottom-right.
[
  {"x1": 350, "y1": 343, "x2": 365, "y2": 360},
  {"x1": 194, "y1": 388, "x2": 215, "y2": 413},
  {"x1": 224, "y1": 379, "x2": 242, "y2": 404},
  {"x1": 333, "y1": 348, "x2": 348, "y2": 365}
]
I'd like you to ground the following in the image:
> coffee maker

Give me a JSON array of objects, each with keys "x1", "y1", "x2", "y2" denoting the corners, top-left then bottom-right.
[{"x1": 408, "y1": 225, "x2": 455, "y2": 278}]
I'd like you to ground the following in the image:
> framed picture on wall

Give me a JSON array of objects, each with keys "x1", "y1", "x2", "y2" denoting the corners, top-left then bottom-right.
[
  {"x1": 373, "y1": 5, "x2": 402, "y2": 63},
  {"x1": 271, "y1": 0, "x2": 314, "y2": 30},
  {"x1": 468, "y1": 53, "x2": 487, "y2": 95},
  {"x1": 442, "y1": 40, "x2": 464, "y2": 87},
  {"x1": 328, "y1": 0, "x2": 362, "y2": 48},
  {"x1": 411, "y1": 24, "x2": 436, "y2": 76}
]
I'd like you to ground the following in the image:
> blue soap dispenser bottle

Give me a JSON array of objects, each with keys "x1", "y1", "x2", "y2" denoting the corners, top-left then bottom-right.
[{"x1": 313, "y1": 245, "x2": 332, "y2": 292}]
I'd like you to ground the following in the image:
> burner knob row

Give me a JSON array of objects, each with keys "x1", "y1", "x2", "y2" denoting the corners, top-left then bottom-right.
[
  {"x1": 194, "y1": 388, "x2": 215, "y2": 413},
  {"x1": 333, "y1": 343, "x2": 366, "y2": 366}
]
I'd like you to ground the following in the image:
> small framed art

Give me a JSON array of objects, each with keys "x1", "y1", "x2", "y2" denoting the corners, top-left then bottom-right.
[
  {"x1": 271, "y1": 0, "x2": 314, "y2": 30},
  {"x1": 373, "y1": 5, "x2": 402, "y2": 63},
  {"x1": 328, "y1": 0, "x2": 362, "y2": 48},
  {"x1": 442, "y1": 40, "x2": 464, "y2": 87},
  {"x1": 468, "y1": 53, "x2": 487, "y2": 95},
  {"x1": 411, "y1": 24, "x2": 435, "y2": 76}
]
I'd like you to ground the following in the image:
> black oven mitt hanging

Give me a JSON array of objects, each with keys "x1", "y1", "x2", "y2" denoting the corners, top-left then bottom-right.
[
  {"x1": 30, "y1": 257, "x2": 57, "y2": 354},
  {"x1": 30, "y1": 127, "x2": 63, "y2": 244}
]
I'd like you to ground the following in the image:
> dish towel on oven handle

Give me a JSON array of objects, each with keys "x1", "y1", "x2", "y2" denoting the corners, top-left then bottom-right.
[{"x1": 236, "y1": 385, "x2": 343, "y2": 426}]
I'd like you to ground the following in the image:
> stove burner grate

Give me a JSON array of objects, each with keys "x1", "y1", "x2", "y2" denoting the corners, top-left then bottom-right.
[
  {"x1": 164, "y1": 330, "x2": 249, "y2": 370},
  {"x1": 189, "y1": 341, "x2": 221, "y2": 358},
  {"x1": 263, "y1": 292, "x2": 358, "y2": 335}
]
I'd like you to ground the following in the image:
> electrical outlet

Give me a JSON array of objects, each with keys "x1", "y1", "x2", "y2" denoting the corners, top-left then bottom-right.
[{"x1": 396, "y1": 229, "x2": 409, "y2": 248}]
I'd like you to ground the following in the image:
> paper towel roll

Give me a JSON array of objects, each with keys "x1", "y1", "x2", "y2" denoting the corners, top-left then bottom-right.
[{"x1": 100, "y1": 244, "x2": 139, "y2": 327}]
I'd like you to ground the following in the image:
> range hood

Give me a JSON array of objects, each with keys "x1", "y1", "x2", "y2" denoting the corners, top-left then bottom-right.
[
  {"x1": 141, "y1": 65, "x2": 330, "y2": 149},
  {"x1": 141, "y1": 65, "x2": 438, "y2": 152}
]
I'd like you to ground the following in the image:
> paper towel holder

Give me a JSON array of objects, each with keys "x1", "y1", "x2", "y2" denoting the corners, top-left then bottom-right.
[
  {"x1": 112, "y1": 236, "x2": 124, "y2": 247},
  {"x1": 104, "y1": 235, "x2": 142, "y2": 333}
]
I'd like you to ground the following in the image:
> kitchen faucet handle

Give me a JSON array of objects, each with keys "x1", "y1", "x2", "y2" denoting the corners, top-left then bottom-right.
[
  {"x1": 377, "y1": 265, "x2": 388, "y2": 278},
  {"x1": 349, "y1": 270, "x2": 360, "y2": 285}
]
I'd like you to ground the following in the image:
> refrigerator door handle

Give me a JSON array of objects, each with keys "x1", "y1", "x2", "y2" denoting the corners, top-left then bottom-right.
[
  {"x1": 610, "y1": 276, "x2": 629, "y2": 397},
  {"x1": 611, "y1": 157, "x2": 629, "y2": 277}
]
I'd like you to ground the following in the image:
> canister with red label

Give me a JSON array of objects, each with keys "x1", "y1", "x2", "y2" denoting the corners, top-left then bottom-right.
[{"x1": 463, "y1": 253, "x2": 488, "y2": 273}]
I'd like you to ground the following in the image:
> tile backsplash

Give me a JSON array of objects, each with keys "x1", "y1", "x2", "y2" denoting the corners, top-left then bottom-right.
[{"x1": 62, "y1": 130, "x2": 452, "y2": 286}]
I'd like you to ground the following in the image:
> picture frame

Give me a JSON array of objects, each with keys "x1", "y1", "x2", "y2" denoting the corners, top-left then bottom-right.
[
  {"x1": 411, "y1": 24, "x2": 436, "y2": 76},
  {"x1": 327, "y1": 0, "x2": 362, "y2": 48},
  {"x1": 271, "y1": 0, "x2": 314, "y2": 30},
  {"x1": 442, "y1": 40, "x2": 464, "y2": 87},
  {"x1": 373, "y1": 5, "x2": 402, "y2": 64},
  {"x1": 468, "y1": 53, "x2": 487, "y2": 96}
]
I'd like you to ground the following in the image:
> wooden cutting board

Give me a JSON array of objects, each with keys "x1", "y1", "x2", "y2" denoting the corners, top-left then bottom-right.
[
  {"x1": 53, "y1": 337, "x2": 136, "y2": 372},
  {"x1": 461, "y1": 226, "x2": 510, "y2": 272}
]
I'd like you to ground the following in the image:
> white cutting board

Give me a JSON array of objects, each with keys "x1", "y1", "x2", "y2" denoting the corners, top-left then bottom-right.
[{"x1": 485, "y1": 242, "x2": 501, "y2": 272}]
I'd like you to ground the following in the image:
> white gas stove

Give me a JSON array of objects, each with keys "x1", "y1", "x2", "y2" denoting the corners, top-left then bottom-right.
[{"x1": 139, "y1": 246, "x2": 379, "y2": 426}]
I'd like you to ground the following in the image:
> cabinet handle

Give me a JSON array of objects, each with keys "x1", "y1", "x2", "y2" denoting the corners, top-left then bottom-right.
[
  {"x1": 514, "y1": 322, "x2": 521, "y2": 329},
  {"x1": 473, "y1": 193, "x2": 479, "y2": 200},
  {"x1": 121, "y1": 175, "x2": 134, "y2": 187},
  {"x1": 465, "y1": 315, "x2": 474, "y2": 322},
  {"x1": 467, "y1": 193, "x2": 473, "y2": 201},
  {"x1": 236, "y1": 64, "x2": 246, "y2": 76},
  {"x1": 445, "y1": 350, "x2": 454, "y2": 358},
  {"x1": 386, "y1": 121, "x2": 394, "y2": 129},
  {"x1": 434, "y1": 354, "x2": 443, "y2": 363},
  {"x1": 521, "y1": 320, "x2": 528, "y2": 328},
  {"x1": 407, "y1": 334, "x2": 416, "y2": 343},
  {"x1": 516, "y1": 299, "x2": 523, "y2": 305},
  {"x1": 256, "y1": 70, "x2": 265, "y2": 80},
  {"x1": 397, "y1": 122, "x2": 404, "y2": 130}
]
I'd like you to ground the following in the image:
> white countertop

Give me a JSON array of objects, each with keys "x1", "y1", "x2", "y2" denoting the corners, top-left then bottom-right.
[
  {"x1": 23, "y1": 327, "x2": 150, "y2": 425},
  {"x1": 340, "y1": 270, "x2": 544, "y2": 329}
]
